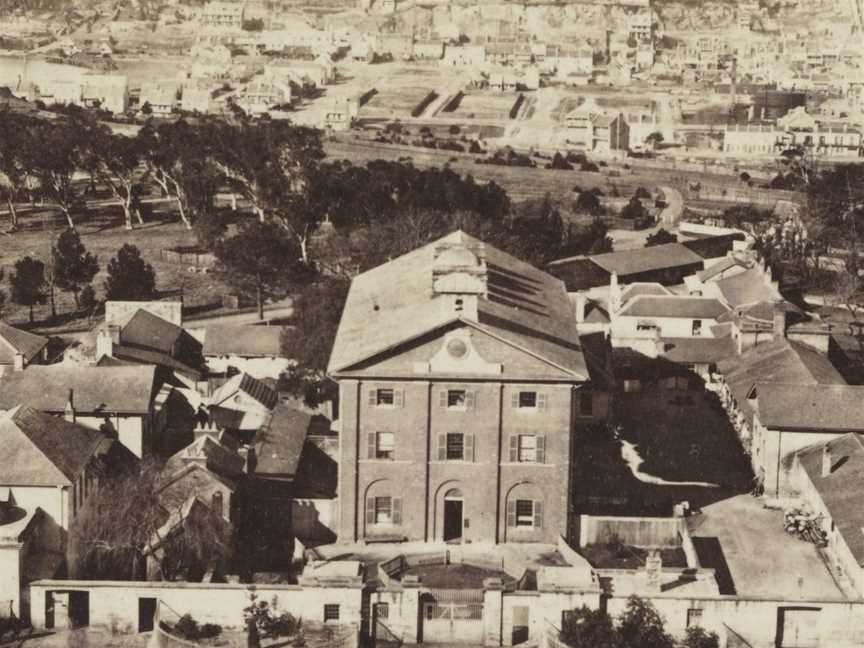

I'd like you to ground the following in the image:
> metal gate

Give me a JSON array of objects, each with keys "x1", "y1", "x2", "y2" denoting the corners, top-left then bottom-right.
[{"x1": 420, "y1": 589, "x2": 484, "y2": 644}]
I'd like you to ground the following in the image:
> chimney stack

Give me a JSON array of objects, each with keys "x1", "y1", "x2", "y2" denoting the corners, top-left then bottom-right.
[
  {"x1": 821, "y1": 443, "x2": 832, "y2": 477},
  {"x1": 609, "y1": 272, "x2": 622, "y2": 314},
  {"x1": 575, "y1": 293, "x2": 587, "y2": 324},
  {"x1": 773, "y1": 303, "x2": 787, "y2": 339},
  {"x1": 13, "y1": 352, "x2": 25, "y2": 372},
  {"x1": 64, "y1": 389, "x2": 75, "y2": 423}
]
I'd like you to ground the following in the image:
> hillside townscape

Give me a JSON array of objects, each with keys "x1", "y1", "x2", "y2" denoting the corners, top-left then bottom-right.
[{"x1": 0, "y1": 2, "x2": 863, "y2": 648}]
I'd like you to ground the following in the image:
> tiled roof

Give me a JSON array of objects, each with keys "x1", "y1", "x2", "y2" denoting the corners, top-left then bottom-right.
[
  {"x1": 555, "y1": 243, "x2": 703, "y2": 278},
  {"x1": 661, "y1": 336, "x2": 736, "y2": 364},
  {"x1": 0, "y1": 365, "x2": 157, "y2": 414},
  {"x1": 0, "y1": 323, "x2": 49, "y2": 365},
  {"x1": 757, "y1": 384, "x2": 864, "y2": 431},
  {"x1": 0, "y1": 406, "x2": 110, "y2": 486},
  {"x1": 121, "y1": 309, "x2": 183, "y2": 355},
  {"x1": 717, "y1": 338, "x2": 846, "y2": 422},
  {"x1": 715, "y1": 267, "x2": 779, "y2": 307},
  {"x1": 211, "y1": 373, "x2": 279, "y2": 410},
  {"x1": 618, "y1": 296, "x2": 729, "y2": 319},
  {"x1": 203, "y1": 325, "x2": 284, "y2": 358},
  {"x1": 796, "y1": 433, "x2": 864, "y2": 565},
  {"x1": 329, "y1": 230, "x2": 587, "y2": 379},
  {"x1": 254, "y1": 403, "x2": 311, "y2": 478}
]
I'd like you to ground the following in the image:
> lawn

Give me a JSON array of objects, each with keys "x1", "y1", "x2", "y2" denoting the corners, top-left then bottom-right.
[
  {"x1": 0, "y1": 195, "x2": 235, "y2": 331},
  {"x1": 580, "y1": 543, "x2": 688, "y2": 570},
  {"x1": 359, "y1": 87, "x2": 436, "y2": 119},
  {"x1": 400, "y1": 563, "x2": 515, "y2": 589}
]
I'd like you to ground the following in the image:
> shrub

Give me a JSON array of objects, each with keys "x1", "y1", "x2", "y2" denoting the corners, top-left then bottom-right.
[
  {"x1": 173, "y1": 614, "x2": 222, "y2": 641},
  {"x1": 244, "y1": 594, "x2": 300, "y2": 639},
  {"x1": 634, "y1": 186, "x2": 651, "y2": 200},
  {"x1": 739, "y1": 171, "x2": 751, "y2": 182},
  {"x1": 580, "y1": 161, "x2": 599, "y2": 172}
]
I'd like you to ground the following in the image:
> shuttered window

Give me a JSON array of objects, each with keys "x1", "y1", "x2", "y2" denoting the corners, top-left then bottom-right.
[
  {"x1": 510, "y1": 434, "x2": 545, "y2": 463},
  {"x1": 440, "y1": 389, "x2": 477, "y2": 410},
  {"x1": 510, "y1": 391, "x2": 547, "y2": 411},
  {"x1": 368, "y1": 388, "x2": 404, "y2": 408},
  {"x1": 507, "y1": 500, "x2": 543, "y2": 529},
  {"x1": 438, "y1": 433, "x2": 475, "y2": 461}
]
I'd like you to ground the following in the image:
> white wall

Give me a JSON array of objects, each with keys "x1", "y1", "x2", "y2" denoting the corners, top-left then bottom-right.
[
  {"x1": 205, "y1": 355, "x2": 291, "y2": 381},
  {"x1": 0, "y1": 543, "x2": 22, "y2": 616},
  {"x1": 1, "y1": 486, "x2": 68, "y2": 530},
  {"x1": 612, "y1": 315, "x2": 720, "y2": 339},
  {"x1": 75, "y1": 415, "x2": 145, "y2": 459}
]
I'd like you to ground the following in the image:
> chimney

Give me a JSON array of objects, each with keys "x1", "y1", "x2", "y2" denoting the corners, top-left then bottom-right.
[
  {"x1": 64, "y1": 389, "x2": 75, "y2": 423},
  {"x1": 13, "y1": 352, "x2": 25, "y2": 372},
  {"x1": 773, "y1": 303, "x2": 787, "y2": 339},
  {"x1": 238, "y1": 445, "x2": 256, "y2": 474},
  {"x1": 822, "y1": 443, "x2": 832, "y2": 477},
  {"x1": 609, "y1": 272, "x2": 622, "y2": 314},
  {"x1": 575, "y1": 293, "x2": 587, "y2": 324}
]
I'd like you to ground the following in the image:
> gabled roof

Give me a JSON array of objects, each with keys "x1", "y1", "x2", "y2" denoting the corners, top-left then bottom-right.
[
  {"x1": 166, "y1": 434, "x2": 246, "y2": 479},
  {"x1": 0, "y1": 365, "x2": 157, "y2": 414},
  {"x1": 254, "y1": 403, "x2": 311, "y2": 479},
  {"x1": 661, "y1": 336, "x2": 736, "y2": 364},
  {"x1": 757, "y1": 384, "x2": 864, "y2": 431},
  {"x1": 0, "y1": 406, "x2": 111, "y2": 487},
  {"x1": 111, "y1": 344, "x2": 202, "y2": 380},
  {"x1": 620, "y1": 283, "x2": 673, "y2": 303},
  {"x1": 328, "y1": 230, "x2": 587, "y2": 379},
  {"x1": 203, "y1": 325, "x2": 284, "y2": 358},
  {"x1": 715, "y1": 267, "x2": 779, "y2": 308},
  {"x1": 0, "y1": 323, "x2": 49, "y2": 365},
  {"x1": 553, "y1": 243, "x2": 703, "y2": 278},
  {"x1": 120, "y1": 309, "x2": 183, "y2": 355},
  {"x1": 796, "y1": 433, "x2": 864, "y2": 565},
  {"x1": 696, "y1": 256, "x2": 750, "y2": 282},
  {"x1": 618, "y1": 295, "x2": 729, "y2": 319},
  {"x1": 211, "y1": 373, "x2": 279, "y2": 411}
]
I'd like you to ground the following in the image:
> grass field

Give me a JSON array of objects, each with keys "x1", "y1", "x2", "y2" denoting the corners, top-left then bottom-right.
[
  {"x1": 446, "y1": 91, "x2": 519, "y2": 121},
  {"x1": 359, "y1": 86, "x2": 435, "y2": 119},
  {"x1": 0, "y1": 197, "x2": 229, "y2": 331}
]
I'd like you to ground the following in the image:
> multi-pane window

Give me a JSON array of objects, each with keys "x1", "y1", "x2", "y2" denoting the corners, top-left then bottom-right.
[
  {"x1": 686, "y1": 608, "x2": 702, "y2": 628},
  {"x1": 518, "y1": 435, "x2": 537, "y2": 462},
  {"x1": 447, "y1": 390, "x2": 467, "y2": 409},
  {"x1": 374, "y1": 496, "x2": 392, "y2": 525},
  {"x1": 518, "y1": 391, "x2": 537, "y2": 409},
  {"x1": 324, "y1": 605, "x2": 340, "y2": 622},
  {"x1": 376, "y1": 431, "x2": 395, "y2": 460},
  {"x1": 515, "y1": 500, "x2": 534, "y2": 527},
  {"x1": 692, "y1": 319, "x2": 703, "y2": 336},
  {"x1": 446, "y1": 433, "x2": 465, "y2": 460},
  {"x1": 375, "y1": 603, "x2": 389, "y2": 620},
  {"x1": 376, "y1": 389, "x2": 395, "y2": 406}
]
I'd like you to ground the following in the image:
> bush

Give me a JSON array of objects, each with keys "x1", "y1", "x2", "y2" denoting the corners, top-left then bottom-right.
[
  {"x1": 244, "y1": 595, "x2": 300, "y2": 639},
  {"x1": 173, "y1": 614, "x2": 222, "y2": 641},
  {"x1": 580, "y1": 161, "x2": 599, "y2": 172},
  {"x1": 739, "y1": 171, "x2": 751, "y2": 182},
  {"x1": 634, "y1": 186, "x2": 651, "y2": 200}
]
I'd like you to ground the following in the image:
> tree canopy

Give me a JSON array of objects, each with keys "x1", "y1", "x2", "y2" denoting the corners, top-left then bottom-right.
[
  {"x1": 10, "y1": 256, "x2": 46, "y2": 323},
  {"x1": 53, "y1": 227, "x2": 99, "y2": 308},
  {"x1": 104, "y1": 244, "x2": 157, "y2": 301}
]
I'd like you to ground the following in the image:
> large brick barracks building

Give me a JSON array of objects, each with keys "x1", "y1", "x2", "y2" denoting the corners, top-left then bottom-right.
[{"x1": 328, "y1": 231, "x2": 611, "y2": 544}]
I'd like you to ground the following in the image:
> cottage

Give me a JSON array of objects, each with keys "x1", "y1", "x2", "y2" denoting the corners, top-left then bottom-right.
[
  {"x1": 80, "y1": 74, "x2": 129, "y2": 114},
  {"x1": 0, "y1": 323, "x2": 49, "y2": 376},
  {"x1": 441, "y1": 45, "x2": 486, "y2": 68},
  {"x1": 200, "y1": 1, "x2": 245, "y2": 29},
  {"x1": 208, "y1": 372, "x2": 279, "y2": 439},
  {"x1": 329, "y1": 230, "x2": 612, "y2": 545},
  {"x1": 0, "y1": 365, "x2": 161, "y2": 458},
  {"x1": 139, "y1": 82, "x2": 180, "y2": 115}
]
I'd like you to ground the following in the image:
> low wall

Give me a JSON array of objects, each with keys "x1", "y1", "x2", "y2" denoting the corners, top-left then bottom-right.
[
  {"x1": 28, "y1": 580, "x2": 363, "y2": 633},
  {"x1": 578, "y1": 515, "x2": 684, "y2": 548},
  {"x1": 160, "y1": 249, "x2": 217, "y2": 269}
]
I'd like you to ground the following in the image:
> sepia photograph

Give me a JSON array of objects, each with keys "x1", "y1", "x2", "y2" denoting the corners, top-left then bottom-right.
[{"x1": 0, "y1": 0, "x2": 862, "y2": 647}]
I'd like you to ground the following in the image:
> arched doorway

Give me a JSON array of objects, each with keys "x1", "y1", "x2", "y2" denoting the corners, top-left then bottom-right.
[{"x1": 443, "y1": 488, "x2": 464, "y2": 542}]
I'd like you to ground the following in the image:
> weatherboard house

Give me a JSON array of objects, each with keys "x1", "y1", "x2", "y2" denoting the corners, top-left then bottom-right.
[{"x1": 328, "y1": 231, "x2": 611, "y2": 545}]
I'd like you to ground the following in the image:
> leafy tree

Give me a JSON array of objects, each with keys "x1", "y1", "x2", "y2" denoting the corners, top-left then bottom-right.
[
  {"x1": 620, "y1": 196, "x2": 648, "y2": 221},
  {"x1": 214, "y1": 219, "x2": 307, "y2": 320},
  {"x1": 29, "y1": 120, "x2": 82, "y2": 229},
  {"x1": 645, "y1": 228, "x2": 677, "y2": 247},
  {"x1": 560, "y1": 606, "x2": 622, "y2": 648},
  {"x1": 79, "y1": 284, "x2": 98, "y2": 323},
  {"x1": 93, "y1": 131, "x2": 146, "y2": 230},
  {"x1": 279, "y1": 276, "x2": 350, "y2": 407},
  {"x1": 617, "y1": 596, "x2": 674, "y2": 648},
  {"x1": 683, "y1": 626, "x2": 720, "y2": 648},
  {"x1": 0, "y1": 268, "x2": 5, "y2": 316},
  {"x1": 739, "y1": 171, "x2": 751, "y2": 182},
  {"x1": 141, "y1": 101, "x2": 153, "y2": 115},
  {"x1": 634, "y1": 186, "x2": 651, "y2": 200},
  {"x1": 53, "y1": 227, "x2": 99, "y2": 308},
  {"x1": 0, "y1": 109, "x2": 38, "y2": 230},
  {"x1": 575, "y1": 189, "x2": 602, "y2": 215},
  {"x1": 548, "y1": 151, "x2": 574, "y2": 170},
  {"x1": 104, "y1": 244, "x2": 157, "y2": 301},
  {"x1": 646, "y1": 131, "x2": 664, "y2": 147},
  {"x1": 10, "y1": 256, "x2": 46, "y2": 323}
]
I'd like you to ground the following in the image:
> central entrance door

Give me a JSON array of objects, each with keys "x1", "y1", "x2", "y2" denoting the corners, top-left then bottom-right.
[{"x1": 443, "y1": 490, "x2": 464, "y2": 542}]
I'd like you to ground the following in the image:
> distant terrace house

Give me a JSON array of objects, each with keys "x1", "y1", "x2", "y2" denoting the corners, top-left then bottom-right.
[
  {"x1": 0, "y1": 365, "x2": 161, "y2": 459},
  {"x1": 237, "y1": 79, "x2": 292, "y2": 115},
  {"x1": 200, "y1": 1, "x2": 246, "y2": 28},
  {"x1": 267, "y1": 58, "x2": 334, "y2": 87},
  {"x1": 725, "y1": 108, "x2": 863, "y2": 156},
  {"x1": 441, "y1": 45, "x2": 487, "y2": 67},
  {"x1": 628, "y1": 11, "x2": 653, "y2": 40},
  {"x1": 792, "y1": 432, "x2": 864, "y2": 598},
  {"x1": 201, "y1": 325, "x2": 290, "y2": 380},
  {"x1": 139, "y1": 82, "x2": 181, "y2": 115},
  {"x1": 0, "y1": 323, "x2": 49, "y2": 376},
  {"x1": 564, "y1": 103, "x2": 630, "y2": 154},
  {"x1": 329, "y1": 231, "x2": 613, "y2": 545},
  {"x1": 0, "y1": 406, "x2": 130, "y2": 531},
  {"x1": 413, "y1": 40, "x2": 444, "y2": 61},
  {"x1": 546, "y1": 243, "x2": 705, "y2": 293},
  {"x1": 378, "y1": 33, "x2": 414, "y2": 61},
  {"x1": 80, "y1": 74, "x2": 129, "y2": 114},
  {"x1": 555, "y1": 45, "x2": 594, "y2": 81},
  {"x1": 181, "y1": 82, "x2": 219, "y2": 113},
  {"x1": 324, "y1": 98, "x2": 360, "y2": 131}
]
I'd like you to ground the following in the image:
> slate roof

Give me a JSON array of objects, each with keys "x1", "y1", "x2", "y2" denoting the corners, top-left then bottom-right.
[
  {"x1": 0, "y1": 323, "x2": 49, "y2": 365},
  {"x1": 111, "y1": 344, "x2": 202, "y2": 380},
  {"x1": 0, "y1": 365, "x2": 157, "y2": 414},
  {"x1": 203, "y1": 325, "x2": 284, "y2": 358},
  {"x1": 328, "y1": 230, "x2": 588, "y2": 379},
  {"x1": 0, "y1": 406, "x2": 110, "y2": 486},
  {"x1": 254, "y1": 402, "x2": 311, "y2": 478},
  {"x1": 661, "y1": 336, "x2": 737, "y2": 364},
  {"x1": 618, "y1": 296, "x2": 729, "y2": 319},
  {"x1": 166, "y1": 434, "x2": 246, "y2": 479},
  {"x1": 756, "y1": 384, "x2": 864, "y2": 431},
  {"x1": 715, "y1": 267, "x2": 778, "y2": 307},
  {"x1": 211, "y1": 373, "x2": 279, "y2": 411},
  {"x1": 572, "y1": 243, "x2": 703, "y2": 277},
  {"x1": 120, "y1": 309, "x2": 183, "y2": 355},
  {"x1": 696, "y1": 256, "x2": 749, "y2": 282},
  {"x1": 620, "y1": 283, "x2": 673, "y2": 303},
  {"x1": 717, "y1": 338, "x2": 846, "y2": 422},
  {"x1": 796, "y1": 433, "x2": 864, "y2": 565}
]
